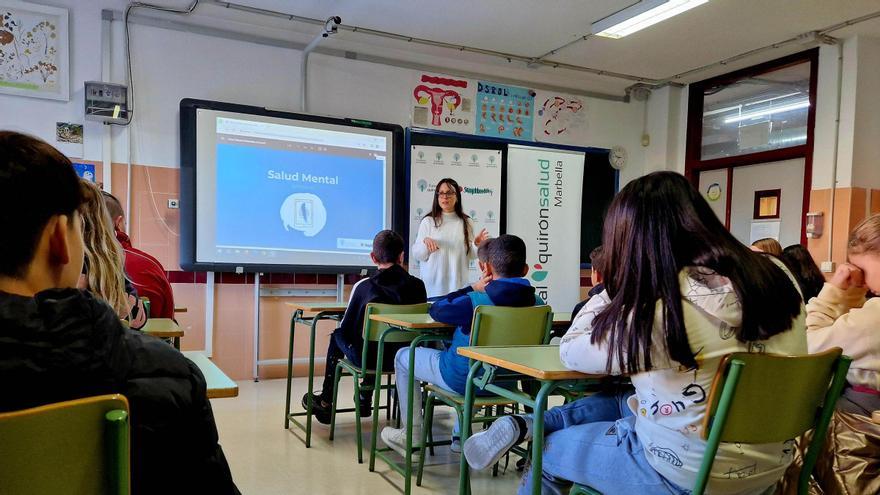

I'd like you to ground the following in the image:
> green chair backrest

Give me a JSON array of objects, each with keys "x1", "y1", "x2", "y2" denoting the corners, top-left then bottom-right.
[
  {"x1": 360, "y1": 302, "x2": 431, "y2": 366},
  {"x1": 695, "y1": 348, "x2": 851, "y2": 495},
  {"x1": 469, "y1": 305, "x2": 552, "y2": 347},
  {"x1": 139, "y1": 296, "x2": 151, "y2": 319},
  {"x1": 0, "y1": 394, "x2": 130, "y2": 495}
]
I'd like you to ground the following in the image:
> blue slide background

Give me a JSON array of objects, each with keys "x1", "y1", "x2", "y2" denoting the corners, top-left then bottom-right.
[{"x1": 215, "y1": 143, "x2": 385, "y2": 252}]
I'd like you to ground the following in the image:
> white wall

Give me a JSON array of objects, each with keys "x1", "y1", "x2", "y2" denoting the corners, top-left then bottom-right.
[
  {"x1": 729, "y1": 159, "x2": 805, "y2": 247},
  {"x1": 0, "y1": 1, "x2": 647, "y2": 179},
  {"x1": 851, "y1": 36, "x2": 880, "y2": 189}
]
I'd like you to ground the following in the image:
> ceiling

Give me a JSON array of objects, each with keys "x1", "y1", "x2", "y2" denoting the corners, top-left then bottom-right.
[{"x1": 136, "y1": 0, "x2": 880, "y2": 97}]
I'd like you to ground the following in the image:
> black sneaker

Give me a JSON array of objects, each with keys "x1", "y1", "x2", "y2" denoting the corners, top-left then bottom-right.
[
  {"x1": 302, "y1": 393, "x2": 332, "y2": 425},
  {"x1": 358, "y1": 398, "x2": 372, "y2": 418}
]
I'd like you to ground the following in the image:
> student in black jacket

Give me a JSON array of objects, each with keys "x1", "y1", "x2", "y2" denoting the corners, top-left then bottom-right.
[
  {"x1": 0, "y1": 132, "x2": 238, "y2": 495},
  {"x1": 304, "y1": 230, "x2": 427, "y2": 424}
]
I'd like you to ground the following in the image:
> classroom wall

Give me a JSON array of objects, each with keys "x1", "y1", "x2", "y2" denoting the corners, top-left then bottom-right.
[{"x1": 0, "y1": 1, "x2": 648, "y2": 380}]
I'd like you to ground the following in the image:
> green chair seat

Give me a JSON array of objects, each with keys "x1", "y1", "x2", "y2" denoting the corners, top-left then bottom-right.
[
  {"x1": 331, "y1": 302, "x2": 429, "y2": 464},
  {"x1": 570, "y1": 349, "x2": 852, "y2": 495},
  {"x1": 0, "y1": 394, "x2": 130, "y2": 495},
  {"x1": 419, "y1": 304, "x2": 553, "y2": 487}
]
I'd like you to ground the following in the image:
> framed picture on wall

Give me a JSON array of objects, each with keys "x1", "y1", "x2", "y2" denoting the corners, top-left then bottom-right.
[
  {"x1": 0, "y1": 0, "x2": 69, "y2": 101},
  {"x1": 753, "y1": 189, "x2": 781, "y2": 219}
]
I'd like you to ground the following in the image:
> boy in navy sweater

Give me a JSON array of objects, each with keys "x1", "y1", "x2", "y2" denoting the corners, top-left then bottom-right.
[{"x1": 380, "y1": 234, "x2": 542, "y2": 454}]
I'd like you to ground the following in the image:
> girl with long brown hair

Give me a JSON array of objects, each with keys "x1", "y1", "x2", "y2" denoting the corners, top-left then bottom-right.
[{"x1": 412, "y1": 177, "x2": 489, "y2": 297}]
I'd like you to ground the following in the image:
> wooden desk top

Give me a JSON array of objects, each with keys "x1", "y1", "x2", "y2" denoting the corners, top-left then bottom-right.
[
  {"x1": 182, "y1": 351, "x2": 239, "y2": 399},
  {"x1": 141, "y1": 318, "x2": 184, "y2": 338},
  {"x1": 369, "y1": 313, "x2": 456, "y2": 330},
  {"x1": 457, "y1": 345, "x2": 599, "y2": 381},
  {"x1": 285, "y1": 302, "x2": 348, "y2": 314}
]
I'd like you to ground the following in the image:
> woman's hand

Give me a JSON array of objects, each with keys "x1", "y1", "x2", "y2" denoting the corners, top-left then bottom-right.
[
  {"x1": 423, "y1": 237, "x2": 439, "y2": 253},
  {"x1": 475, "y1": 228, "x2": 490, "y2": 246},
  {"x1": 830, "y1": 263, "x2": 865, "y2": 290}
]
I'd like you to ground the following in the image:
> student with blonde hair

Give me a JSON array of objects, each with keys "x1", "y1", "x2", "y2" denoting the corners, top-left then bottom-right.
[
  {"x1": 806, "y1": 213, "x2": 880, "y2": 414},
  {"x1": 78, "y1": 180, "x2": 145, "y2": 327},
  {"x1": 750, "y1": 237, "x2": 783, "y2": 257}
]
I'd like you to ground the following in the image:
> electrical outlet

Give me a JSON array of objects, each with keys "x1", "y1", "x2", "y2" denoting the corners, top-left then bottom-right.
[
  {"x1": 820, "y1": 261, "x2": 835, "y2": 273},
  {"x1": 167, "y1": 199, "x2": 179, "y2": 209}
]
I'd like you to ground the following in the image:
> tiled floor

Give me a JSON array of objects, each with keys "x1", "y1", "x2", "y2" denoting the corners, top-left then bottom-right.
[{"x1": 211, "y1": 377, "x2": 528, "y2": 494}]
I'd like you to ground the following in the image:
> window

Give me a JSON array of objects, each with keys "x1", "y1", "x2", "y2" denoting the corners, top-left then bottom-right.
[{"x1": 685, "y1": 49, "x2": 818, "y2": 172}]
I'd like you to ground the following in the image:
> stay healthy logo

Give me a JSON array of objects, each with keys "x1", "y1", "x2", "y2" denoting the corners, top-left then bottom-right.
[{"x1": 463, "y1": 186, "x2": 493, "y2": 195}]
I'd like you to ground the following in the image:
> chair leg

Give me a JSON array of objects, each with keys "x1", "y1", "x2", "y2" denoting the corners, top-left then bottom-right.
[
  {"x1": 353, "y1": 375, "x2": 364, "y2": 464},
  {"x1": 416, "y1": 393, "x2": 435, "y2": 486},
  {"x1": 385, "y1": 373, "x2": 393, "y2": 421},
  {"x1": 329, "y1": 363, "x2": 345, "y2": 441},
  {"x1": 491, "y1": 404, "x2": 501, "y2": 477}
]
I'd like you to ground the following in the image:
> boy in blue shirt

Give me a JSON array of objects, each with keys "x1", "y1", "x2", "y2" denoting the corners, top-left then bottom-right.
[{"x1": 381, "y1": 234, "x2": 542, "y2": 454}]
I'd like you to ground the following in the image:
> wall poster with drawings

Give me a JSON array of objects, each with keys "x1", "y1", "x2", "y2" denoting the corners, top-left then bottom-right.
[
  {"x1": 0, "y1": 0, "x2": 69, "y2": 100},
  {"x1": 474, "y1": 81, "x2": 534, "y2": 140},
  {"x1": 532, "y1": 89, "x2": 588, "y2": 145},
  {"x1": 410, "y1": 72, "x2": 476, "y2": 134}
]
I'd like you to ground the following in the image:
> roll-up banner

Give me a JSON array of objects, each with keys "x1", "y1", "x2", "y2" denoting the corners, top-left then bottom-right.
[
  {"x1": 507, "y1": 144, "x2": 585, "y2": 314},
  {"x1": 409, "y1": 145, "x2": 502, "y2": 282}
]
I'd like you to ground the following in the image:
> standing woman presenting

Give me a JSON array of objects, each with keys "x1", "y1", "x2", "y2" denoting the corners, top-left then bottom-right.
[{"x1": 413, "y1": 178, "x2": 489, "y2": 298}]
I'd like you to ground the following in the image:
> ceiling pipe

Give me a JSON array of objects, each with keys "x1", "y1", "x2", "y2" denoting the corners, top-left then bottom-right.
[{"x1": 301, "y1": 16, "x2": 341, "y2": 112}]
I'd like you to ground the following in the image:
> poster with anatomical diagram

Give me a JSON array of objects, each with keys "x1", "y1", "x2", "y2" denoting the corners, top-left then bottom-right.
[
  {"x1": 410, "y1": 72, "x2": 476, "y2": 134},
  {"x1": 532, "y1": 90, "x2": 589, "y2": 145}
]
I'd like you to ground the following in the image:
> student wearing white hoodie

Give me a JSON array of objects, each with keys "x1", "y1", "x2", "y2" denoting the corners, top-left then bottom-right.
[
  {"x1": 412, "y1": 178, "x2": 489, "y2": 298},
  {"x1": 463, "y1": 172, "x2": 807, "y2": 495},
  {"x1": 806, "y1": 213, "x2": 880, "y2": 415}
]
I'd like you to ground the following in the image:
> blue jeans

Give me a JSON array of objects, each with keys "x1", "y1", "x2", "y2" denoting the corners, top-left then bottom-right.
[
  {"x1": 519, "y1": 390, "x2": 688, "y2": 495},
  {"x1": 394, "y1": 347, "x2": 458, "y2": 434}
]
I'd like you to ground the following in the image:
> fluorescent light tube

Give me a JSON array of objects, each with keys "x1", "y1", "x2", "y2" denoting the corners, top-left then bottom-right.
[
  {"x1": 724, "y1": 100, "x2": 810, "y2": 124},
  {"x1": 592, "y1": 0, "x2": 709, "y2": 39}
]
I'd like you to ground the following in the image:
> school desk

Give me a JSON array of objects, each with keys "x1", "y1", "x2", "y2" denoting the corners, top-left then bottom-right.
[
  {"x1": 457, "y1": 345, "x2": 600, "y2": 495},
  {"x1": 182, "y1": 351, "x2": 238, "y2": 399},
  {"x1": 283, "y1": 302, "x2": 347, "y2": 447},
  {"x1": 141, "y1": 318, "x2": 184, "y2": 349}
]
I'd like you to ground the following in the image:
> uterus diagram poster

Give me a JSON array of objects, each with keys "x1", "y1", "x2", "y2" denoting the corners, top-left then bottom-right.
[
  {"x1": 474, "y1": 81, "x2": 535, "y2": 140},
  {"x1": 532, "y1": 90, "x2": 589, "y2": 145},
  {"x1": 410, "y1": 72, "x2": 476, "y2": 134}
]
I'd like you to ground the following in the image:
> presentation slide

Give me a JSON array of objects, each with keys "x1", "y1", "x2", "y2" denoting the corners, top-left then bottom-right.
[{"x1": 192, "y1": 110, "x2": 394, "y2": 268}]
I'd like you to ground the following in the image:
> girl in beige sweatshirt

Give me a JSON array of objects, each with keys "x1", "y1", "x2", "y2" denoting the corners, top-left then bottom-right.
[{"x1": 806, "y1": 213, "x2": 880, "y2": 414}]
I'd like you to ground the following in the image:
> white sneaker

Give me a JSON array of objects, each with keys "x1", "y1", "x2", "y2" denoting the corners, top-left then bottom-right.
[
  {"x1": 463, "y1": 416, "x2": 530, "y2": 470},
  {"x1": 381, "y1": 425, "x2": 421, "y2": 457},
  {"x1": 450, "y1": 436, "x2": 461, "y2": 454}
]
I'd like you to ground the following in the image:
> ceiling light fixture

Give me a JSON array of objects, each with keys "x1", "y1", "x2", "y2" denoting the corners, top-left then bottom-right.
[
  {"x1": 592, "y1": 0, "x2": 710, "y2": 39},
  {"x1": 723, "y1": 100, "x2": 810, "y2": 124}
]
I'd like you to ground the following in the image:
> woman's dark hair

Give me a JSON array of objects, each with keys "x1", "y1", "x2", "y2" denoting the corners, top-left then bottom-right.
[
  {"x1": 780, "y1": 244, "x2": 825, "y2": 302},
  {"x1": 591, "y1": 171, "x2": 803, "y2": 374},
  {"x1": 424, "y1": 177, "x2": 472, "y2": 255}
]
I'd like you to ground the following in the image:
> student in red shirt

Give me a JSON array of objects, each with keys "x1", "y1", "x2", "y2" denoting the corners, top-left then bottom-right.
[{"x1": 102, "y1": 192, "x2": 175, "y2": 319}]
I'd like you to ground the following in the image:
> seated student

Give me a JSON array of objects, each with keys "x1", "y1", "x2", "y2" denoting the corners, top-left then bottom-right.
[
  {"x1": 0, "y1": 132, "x2": 239, "y2": 494},
  {"x1": 750, "y1": 237, "x2": 783, "y2": 257},
  {"x1": 780, "y1": 244, "x2": 825, "y2": 302},
  {"x1": 78, "y1": 179, "x2": 146, "y2": 329},
  {"x1": 303, "y1": 230, "x2": 427, "y2": 424},
  {"x1": 806, "y1": 214, "x2": 880, "y2": 415},
  {"x1": 103, "y1": 191, "x2": 175, "y2": 319},
  {"x1": 381, "y1": 234, "x2": 543, "y2": 454},
  {"x1": 464, "y1": 172, "x2": 806, "y2": 495},
  {"x1": 570, "y1": 245, "x2": 606, "y2": 322}
]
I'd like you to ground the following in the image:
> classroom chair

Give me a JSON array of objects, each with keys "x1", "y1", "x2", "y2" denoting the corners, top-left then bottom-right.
[
  {"x1": 570, "y1": 348, "x2": 851, "y2": 495},
  {"x1": 416, "y1": 304, "x2": 553, "y2": 486},
  {"x1": 329, "y1": 302, "x2": 430, "y2": 463},
  {"x1": 0, "y1": 394, "x2": 130, "y2": 495}
]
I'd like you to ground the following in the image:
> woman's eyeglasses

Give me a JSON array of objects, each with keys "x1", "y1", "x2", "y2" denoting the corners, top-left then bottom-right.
[{"x1": 437, "y1": 191, "x2": 457, "y2": 197}]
